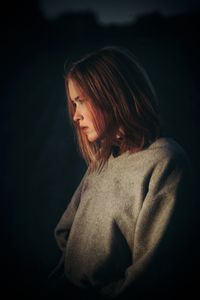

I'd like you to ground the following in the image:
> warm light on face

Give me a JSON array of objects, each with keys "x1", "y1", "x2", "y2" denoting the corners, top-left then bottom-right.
[{"x1": 68, "y1": 79, "x2": 101, "y2": 143}]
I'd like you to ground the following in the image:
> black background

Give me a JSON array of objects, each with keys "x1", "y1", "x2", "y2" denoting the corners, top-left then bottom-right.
[{"x1": 1, "y1": 0, "x2": 200, "y2": 297}]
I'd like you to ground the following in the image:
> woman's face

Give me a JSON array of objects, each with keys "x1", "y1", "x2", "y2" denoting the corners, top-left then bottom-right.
[{"x1": 68, "y1": 79, "x2": 101, "y2": 142}]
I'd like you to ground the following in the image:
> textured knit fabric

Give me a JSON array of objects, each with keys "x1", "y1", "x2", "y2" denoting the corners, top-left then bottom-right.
[{"x1": 54, "y1": 137, "x2": 193, "y2": 299}]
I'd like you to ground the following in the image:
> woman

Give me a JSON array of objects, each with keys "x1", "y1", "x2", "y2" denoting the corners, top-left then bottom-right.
[{"x1": 52, "y1": 46, "x2": 193, "y2": 299}]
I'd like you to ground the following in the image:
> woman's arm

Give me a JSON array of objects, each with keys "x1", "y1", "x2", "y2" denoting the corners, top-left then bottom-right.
[
  {"x1": 54, "y1": 168, "x2": 89, "y2": 252},
  {"x1": 101, "y1": 153, "x2": 194, "y2": 299}
]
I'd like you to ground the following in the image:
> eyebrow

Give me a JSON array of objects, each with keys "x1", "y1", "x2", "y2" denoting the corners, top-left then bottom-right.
[{"x1": 71, "y1": 96, "x2": 85, "y2": 101}]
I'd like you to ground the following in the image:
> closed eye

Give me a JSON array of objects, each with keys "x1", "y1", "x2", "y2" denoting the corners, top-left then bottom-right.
[
  {"x1": 77, "y1": 98, "x2": 85, "y2": 104},
  {"x1": 71, "y1": 100, "x2": 77, "y2": 107},
  {"x1": 71, "y1": 98, "x2": 85, "y2": 106}
]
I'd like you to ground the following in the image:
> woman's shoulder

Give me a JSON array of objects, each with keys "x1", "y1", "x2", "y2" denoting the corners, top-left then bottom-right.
[
  {"x1": 148, "y1": 137, "x2": 187, "y2": 157},
  {"x1": 120, "y1": 136, "x2": 191, "y2": 170},
  {"x1": 146, "y1": 136, "x2": 191, "y2": 168},
  {"x1": 107, "y1": 136, "x2": 191, "y2": 175}
]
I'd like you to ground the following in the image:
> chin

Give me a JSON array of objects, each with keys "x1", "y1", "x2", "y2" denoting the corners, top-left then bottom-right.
[
  {"x1": 87, "y1": 137, "x2": 97, "y2": 143},
  {"x1": 87, "y1": 134, "x2": 99, "y2": 143}
]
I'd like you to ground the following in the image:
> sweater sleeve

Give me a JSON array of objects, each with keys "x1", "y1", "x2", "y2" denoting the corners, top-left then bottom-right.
[
  {"x1": 54, "y1": 169, "x2": 89, "y2": 252},
  {"x1": 101, "y1": 152, "x2": 194, "y2": 299}
]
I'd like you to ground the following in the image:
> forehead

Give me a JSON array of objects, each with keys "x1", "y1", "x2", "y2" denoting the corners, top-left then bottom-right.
[{"x1": 68, "y1": 79, "x2": 84, "y2": 101}]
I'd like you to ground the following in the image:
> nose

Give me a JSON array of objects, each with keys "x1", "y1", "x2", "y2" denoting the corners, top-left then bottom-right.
[{"x1": 73, "y1": 108, "x2": 83, "y2": 123}]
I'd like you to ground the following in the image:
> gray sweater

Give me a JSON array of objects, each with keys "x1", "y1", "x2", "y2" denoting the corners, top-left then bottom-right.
[{"x1": 54, "y1": 137, "x2": 193, "y2": 298}]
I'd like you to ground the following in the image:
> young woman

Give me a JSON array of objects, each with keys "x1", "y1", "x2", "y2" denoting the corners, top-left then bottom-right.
[{"x1": 52, "y1": 46, "x2": 194, "y2": 299}]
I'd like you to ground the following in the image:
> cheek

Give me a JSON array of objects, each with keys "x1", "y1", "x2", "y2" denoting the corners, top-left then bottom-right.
[
  {"x1": 85, "y1": 103, "x2": 106, "y2": 133},
  {"x1": 88, "y1": 112, "x2": 95, "y2": 124},
  {"x1": 93, "y1": 113, "x2": 107, "y2": 136},
  {"x1": 84, "y1": 106, "x2": 97, "y2": 125}
]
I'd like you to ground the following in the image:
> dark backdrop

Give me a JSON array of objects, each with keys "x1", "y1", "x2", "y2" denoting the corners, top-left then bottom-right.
[{"x1": 1, "y1": 0, "x2": 200, "y2": 297}]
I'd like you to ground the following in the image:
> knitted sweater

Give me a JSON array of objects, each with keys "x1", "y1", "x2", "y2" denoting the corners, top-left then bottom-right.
[{"x1": 54, "y1": 137, "x2": 193, "y2": 298}]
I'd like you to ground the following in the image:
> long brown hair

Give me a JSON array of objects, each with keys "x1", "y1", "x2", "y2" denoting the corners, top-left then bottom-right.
[{"x1": 65, "y1": 46, "x2": 161, "y2": 172}]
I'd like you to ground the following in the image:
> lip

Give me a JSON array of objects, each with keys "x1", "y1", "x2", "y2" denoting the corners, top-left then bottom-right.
[{"x1": 80, "y1": 126, "x2": 89, "y2": 132}]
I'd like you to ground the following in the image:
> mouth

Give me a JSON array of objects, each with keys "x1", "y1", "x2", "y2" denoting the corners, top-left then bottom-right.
[{"x1": 80, "y1": 126, "x2": 89, "y2": 132}]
